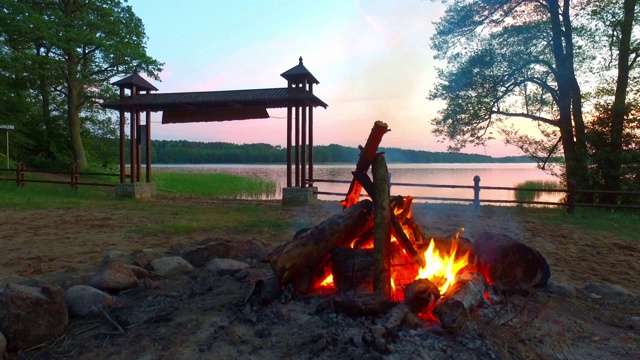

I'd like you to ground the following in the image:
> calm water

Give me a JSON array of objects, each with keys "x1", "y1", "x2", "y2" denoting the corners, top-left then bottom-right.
[{"x1": 155, "y1": 163, "x2": 562, "y2": 204}]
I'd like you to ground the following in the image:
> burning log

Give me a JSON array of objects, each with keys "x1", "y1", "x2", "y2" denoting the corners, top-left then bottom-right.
[
  {"x1": 331, "y1": 247, "x2": 373, "y2": 292},
  {"x1": 269, "y1": 199, "x2": 374, "y2": 293},
  {"x1": 404, "y1": 278, "x2": 441, "y2": 313},
  {"x1": 341, "y1": 121, "x2": 390, "y2": 208},
  {"x1": 472, "y1": 232, "x2": 550, "y2": 294},
  {"x1": 433, "y1": 271, "x2": 487, "y2": 331},
  {"x1": 373, "y1": 153, "x2": 392, "y2": 299}
]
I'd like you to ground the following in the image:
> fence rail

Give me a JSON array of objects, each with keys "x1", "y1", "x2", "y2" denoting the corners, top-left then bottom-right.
[
  {"x1": 0, "y1": 163, "x2": 118, "y2": 189},
  {"x1": 309, "y1": 177, "x2": 640, "y2": 213}
]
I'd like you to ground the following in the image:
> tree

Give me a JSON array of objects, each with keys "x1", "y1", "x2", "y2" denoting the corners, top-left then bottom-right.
[
  {"x1": 429, "y1": 0, "x2": 591, "y2": 189},
  {"x1": 583, "y1": 0, "x2": 640, "y2": 201},
  {"x1": 0, "y1": 0, "x2": 162, "y2": 169}
]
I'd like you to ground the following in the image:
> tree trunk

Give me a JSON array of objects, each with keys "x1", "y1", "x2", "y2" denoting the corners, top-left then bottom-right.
[
  {"x1": 548, "y1": 0, "x2": 590, "y2": 193},
  {"x1": 605, "y1": 0, "x2": 636, "y2": 203},
  {"x1": 66, "y1": 52, "x2": 88, "y2": 169}
]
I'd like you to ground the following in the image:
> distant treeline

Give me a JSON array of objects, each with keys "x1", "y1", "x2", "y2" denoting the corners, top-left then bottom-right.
[{"x1": 147, "y1": 140, "x2": 538, "y2": 164}]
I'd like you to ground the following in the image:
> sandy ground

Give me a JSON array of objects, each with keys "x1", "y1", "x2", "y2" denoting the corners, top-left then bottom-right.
[{"x1": 0, "y1": 195, "x2": 639, "y2": 359}]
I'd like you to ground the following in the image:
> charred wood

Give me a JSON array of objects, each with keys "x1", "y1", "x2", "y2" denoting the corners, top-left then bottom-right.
[
  {"x1": 341, "y1": 121, "x2": 389, "y2": 208},
  {"x1": 472, "y1": 232, "x2": 550, "y2": 294},
  {"x1": 404, "y1": 278, "x2": 441, "y2": 313},
  {"x1": 433, "y1": 271, "x2": 487, "y2": 331},
  {"x1": 269, "y1": 199, "x2": 374, "y2": 293},
  {"x1": 331, "y1": 247, "x2": 373, "y2": 293},
  {"x1": 373, "y1": 153, "x2": 392, "y2": 299}
]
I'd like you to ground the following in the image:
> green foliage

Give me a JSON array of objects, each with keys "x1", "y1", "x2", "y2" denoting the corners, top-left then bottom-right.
[
  {"x1": 0, "y1": 0, "x2": 162, "y2": 169},
  {"x1": 514, "y1": 180, "x2": 562, "y2": 203},
  {"x1": 153, "y1": 171, "x2": 277, "y2": 199}
]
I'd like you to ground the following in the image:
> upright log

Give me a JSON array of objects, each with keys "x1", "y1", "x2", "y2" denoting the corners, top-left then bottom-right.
[
  {"x1": 373, "y1": 154, "x2": 391, "y2": 299},
  {"x1": 341, "y1": 121, "x2": 389, "y2": 208},
  {"x1": 269, "y1": 199, "x2": 375, "y2": 293}
]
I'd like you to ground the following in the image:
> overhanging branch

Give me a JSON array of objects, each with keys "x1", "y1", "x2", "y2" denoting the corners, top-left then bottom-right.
[{"x1": 490, "y1": 110, "x2": 558, "y2": 127}]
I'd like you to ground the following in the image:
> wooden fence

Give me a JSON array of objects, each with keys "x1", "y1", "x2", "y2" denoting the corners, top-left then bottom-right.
[
  {"x1": 309, "y1": 177, "x2": 640, "y2": 213},
  {"x1": 0, "y1": 163, "x2": 118, "y2": 189}
]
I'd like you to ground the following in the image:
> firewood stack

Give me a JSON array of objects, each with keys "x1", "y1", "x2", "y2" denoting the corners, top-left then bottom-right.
[{"x1": 267, "y1": 121, "x2": 551, "y2": 332}]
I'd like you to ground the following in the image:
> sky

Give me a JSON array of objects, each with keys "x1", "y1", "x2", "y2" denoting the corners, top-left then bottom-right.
[{"x1": 126, "y1": 0, "x2": 523, "y2": 157}]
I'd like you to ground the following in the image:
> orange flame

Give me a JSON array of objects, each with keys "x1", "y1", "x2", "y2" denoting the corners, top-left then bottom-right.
[{"x1": 415, "y1": 237, "x2": 469, "y2": 295}]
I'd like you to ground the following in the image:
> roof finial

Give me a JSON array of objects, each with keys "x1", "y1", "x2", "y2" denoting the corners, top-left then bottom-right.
[{"x1": 299, "y1": 56, "x2": 303, "y2": 64}]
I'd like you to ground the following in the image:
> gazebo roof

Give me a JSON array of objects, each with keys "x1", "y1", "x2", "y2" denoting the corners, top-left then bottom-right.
[
  {"x1": 280, "y1": 57, "x2": 319, "y2": 85},
  {"x1": 101, "y1": 87, "x2": 327, "y2": 113},
  {"x1": 111, "y1": 73, "x2": 159, "y2": 92}
]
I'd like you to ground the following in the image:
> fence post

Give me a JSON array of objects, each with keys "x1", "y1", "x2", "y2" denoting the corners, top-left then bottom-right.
[
  {"x1": 473, "y1": 175, "x2": 481, "y2": 210},
  {"x1": 71, "y1": 164, "x2": 79, "y2": 190},
  {"x1": 567, "y1": 180, "x2": 576, "y2": 214},
  {"x1": 16, "y1": 162, "x2": 25, "y2": 187}
]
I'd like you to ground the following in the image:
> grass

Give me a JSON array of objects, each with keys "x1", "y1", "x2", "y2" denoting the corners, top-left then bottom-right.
[
  {"x1": 136, "y1": 203, "x2": 290, "y2": 236},
  {"x1": 514, "y1": 180, "x2": 562, "y2": 203},
  {"x1": 152, "y1": 171, "x2": 277, "y2": 199},
  {"x1": 0, "y1": 181, "x2": 116, "y2": 209},
  {"x1": 519, "y1": 206, "x2": 640, "y2": 242}
]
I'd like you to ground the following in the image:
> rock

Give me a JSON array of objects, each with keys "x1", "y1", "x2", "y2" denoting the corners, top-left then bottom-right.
[
  {"x1": 181, "y1": 241, "x2": 233, "y2": 267},
  {"x1": 88, "y1": 261, "x2": 139, "y2": 291},
  {"x1": 543, "y1": 281, "x2": 577, "y2": 298},
  {"x1": 472, "y1": 232, "x2": 550, "y2": 293},
  {"x1": 0, "y1": 283, "x2": 68, "y2": 351},
  {"x1": 230, "y1": 239, "x2": 267, "y2": 262},
  {"x1": 0, "y1": 275, "x2": 27, "y2": 290},
  {"x1": 101, "y1": 250, "x2": 132, "y2": 265},
  {"x1": 131, "y1": 249, "x2": 163, "y2": 268},
  {"x1": 0, "y1": 331, "x2": 5, "y2": 358},
  {"x1": 631, "y1": 316, "x2": 640, "y2": 330},
  {"x1": 206, "y1": 258, "x2": 250, "y2": 276},
  {"x1": 362, "y1": 325, "x2": 388, "y2": 353},
  {"x1": 150, "y1": 256, "x2": 194, "y2": 275},
  {"x1": 581, "y1": 283, "x2": 634, "y2": 297},
  {"x1": 128, "y1": 265, "x2": 150, "y2": 279},
  {"x1": 65, "y1": 285, "x2": 117, "y2": 317}
]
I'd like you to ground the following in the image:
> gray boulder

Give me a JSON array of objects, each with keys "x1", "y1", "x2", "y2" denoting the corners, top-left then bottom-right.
[
  {"x1": 206, "y1": 258, "x2": 250, "y2": 276},
  {"x1": 65, "y1": 285, "x2": 117, "y2": 317},
  {"x1": 150, "y1": 256, "x2": 193, "y2": 275}
]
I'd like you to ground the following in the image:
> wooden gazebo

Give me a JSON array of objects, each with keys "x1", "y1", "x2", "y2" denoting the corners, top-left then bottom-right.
[{"x1": 102, "y1": 57, "x2": 327, "y2": 201}]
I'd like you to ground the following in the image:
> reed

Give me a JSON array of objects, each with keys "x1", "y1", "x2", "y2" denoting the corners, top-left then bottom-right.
[
  {"x1": 152, "y1": 171, "x2": 277, "y2": 199},
  {"x1": 514, "y1": 180, "x2": 561, "y2": 203}
]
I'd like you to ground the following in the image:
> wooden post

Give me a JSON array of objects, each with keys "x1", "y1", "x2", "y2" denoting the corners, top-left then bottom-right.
[
  {"x1": 129, "y1": 86, "x2": 137, "y2": 184},
  {"x1": 473, "y1": 175, "x2": 481, "y2": 210},
  {"x1": 135, "y1": 111, "x2": 142, "y2": 182},
  {"x1": 145, "y1": 109, "x2": 151, "y2": 182},
  {"x1": 118, "y1": 87, "x2": 125, "y2": 184},
  {"x1": 373, "y1": 153, "x2": 391, "y2": 299},
  {"x1": 295, "y1": 105, "x2": 300, "y2": 187},
  {"x1": 16, "y1": 162, "x2": 24, "y2": 187},
  {"x1": 286, "y1": 106, "x2": 292, "y2": 188},
  {"x1": 308, "y1": 106, "x2": 314, "y2": 187},
  {"x1": 71, "y1": 164, "x2": 79, "y2": 190},
  {"x1": 567, "y1": 179, "x2": 576, "y2": 214},
  {"x1": 301, "y1": 105, "x2": 307, "y2": 187}
]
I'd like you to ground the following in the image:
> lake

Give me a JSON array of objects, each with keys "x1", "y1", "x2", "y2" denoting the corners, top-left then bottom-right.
[{"x1": 154, "y1": 163, "x2": 563, "y2": 204}]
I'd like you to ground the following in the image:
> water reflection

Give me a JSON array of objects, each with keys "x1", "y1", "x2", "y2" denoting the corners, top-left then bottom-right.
[{"x1": 154, "y1": 163, "x2": 562, "y2": 204}]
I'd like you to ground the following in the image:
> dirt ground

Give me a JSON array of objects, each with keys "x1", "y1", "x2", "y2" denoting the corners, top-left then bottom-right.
[{"x1": 1, "y1": 195, "x2": 639, "y2": 359}]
